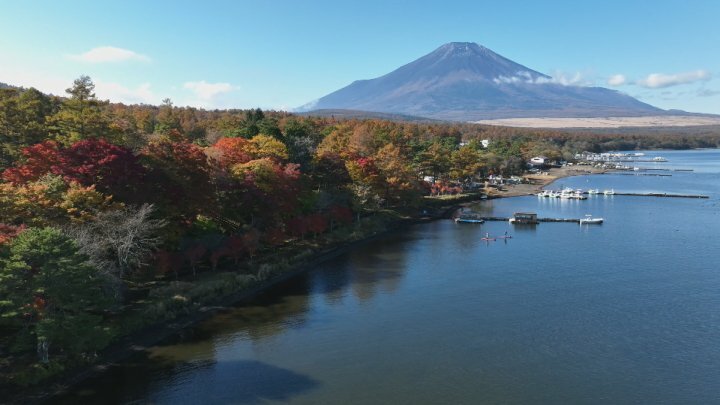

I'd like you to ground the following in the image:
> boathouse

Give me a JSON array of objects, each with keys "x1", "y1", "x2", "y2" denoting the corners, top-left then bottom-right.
[{"x1": 511, "y1": 212, "x2": 538, "y2": 224}]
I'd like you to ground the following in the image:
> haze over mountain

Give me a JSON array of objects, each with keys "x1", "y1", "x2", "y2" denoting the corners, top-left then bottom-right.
[{"x1": 300, "y1": 42, "x2": 668, "y2": 121}]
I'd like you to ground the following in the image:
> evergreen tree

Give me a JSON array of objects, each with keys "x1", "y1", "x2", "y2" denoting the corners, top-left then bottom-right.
[
  {"x1": 0, "y1": 88, "x2": 57, "y2": 166},
  {"x1": 53, "y1": 75, "x2": 107, "y2": 144},
  {"x1": 155, "y1": 98, "x2": 181, "y2": 134},
  {"x1": 0, "y1": 227, "x2": 113, "y2": 362}
]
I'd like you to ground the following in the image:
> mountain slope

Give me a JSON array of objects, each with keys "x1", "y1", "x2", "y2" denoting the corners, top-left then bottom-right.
[{"x1": 300, "y1": 42, "x2": 664, "y2": 121}]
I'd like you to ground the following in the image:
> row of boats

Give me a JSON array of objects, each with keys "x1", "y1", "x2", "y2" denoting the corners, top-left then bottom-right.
[{"x1": 537, "y1": 187, "x2": 616, "y2": 199}]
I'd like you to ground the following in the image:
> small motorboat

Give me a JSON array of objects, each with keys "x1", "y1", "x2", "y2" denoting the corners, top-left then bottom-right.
[
  {"x1": 454, "y1": 210, "x2": 484, "y2": 224},
  {"x1": 588, "y1": 189, "x2": 600, "y2": 195},
  {"x1": 579, "y1": 214, "x2": 604, "y2": 225},
  {"x1": 455, "y1": 217, "x2": 484, "y2": 224},
  {"x1": 603, "y1": 189, "x2": 615, "y2": 195}
]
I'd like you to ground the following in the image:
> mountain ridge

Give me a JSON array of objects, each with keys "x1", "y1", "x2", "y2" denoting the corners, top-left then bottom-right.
[{"x1": 300, "y1": 42, "x2": 668, "y2": 121}]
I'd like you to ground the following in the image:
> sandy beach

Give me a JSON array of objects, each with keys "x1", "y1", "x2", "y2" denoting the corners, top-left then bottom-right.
[{"x1": 487, "y1": 166, "x2": 608, "y2": 198}]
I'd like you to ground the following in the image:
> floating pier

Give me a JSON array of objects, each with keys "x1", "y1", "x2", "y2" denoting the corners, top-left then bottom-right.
[
  {"x1": 612, "y1": 192, "x2": 709, "y2": 198},
  {"x1": 543, "y1": 191, "x2": 709, "y2": 198},
  {"x1": 480, "y1": 216, "x2": 581, "y2": 223},
  {"x1": 615, "y1": 173, "x2": 672, "y2": 177}
]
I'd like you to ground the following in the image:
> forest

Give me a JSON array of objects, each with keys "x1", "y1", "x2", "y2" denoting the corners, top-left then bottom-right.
[{"x1": 1, "y1": 76, "x2": 720, "y2": 387}]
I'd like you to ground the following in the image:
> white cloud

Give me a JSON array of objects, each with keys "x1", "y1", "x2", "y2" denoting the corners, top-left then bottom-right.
[
  {"x1": 68, "y1": 46, "x2": 150, "y2": 63},
  {"x1": 493, "y1": 70, "x2": 592, "y2": 86},
  {"x1": 636, "y1": 70, "x2": 711, "y2": 88},
  {"x1": 536, "y1": 71, "x2": 592, "y2": 86},
  {"x1": 183, "y1": 80, "x2": 235, "y2": 101},
  {"x1": 94, "y1": 81, "x2": 156, "y2": 104},
  {"x1": 0, "y1": 67, "x2": 68, "y2": 95},
  {"x1": 607, "y1": 74, "x2": 627, "y2": 86},
  {"x1": 0, "y1": 64, "x2": 159, "y2": 105}
]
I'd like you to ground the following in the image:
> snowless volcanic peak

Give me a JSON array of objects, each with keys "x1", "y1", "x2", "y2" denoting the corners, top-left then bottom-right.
[{"x1": 301, "y1": 42, "x2": 664, "y2": 121}]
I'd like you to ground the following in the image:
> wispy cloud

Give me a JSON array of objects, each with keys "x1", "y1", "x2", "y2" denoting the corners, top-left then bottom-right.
[
  {"x1": 95, "y1": 81, "x2": 156, "y2": 104},
  {"x1": 636, "y1": 70, "x2": 711, "y2": 88},
  {"x1": 182, "y1": 80, "x2": 238, "y2": 108},
  {"x1": 536, "y1": 71, "x2": 592, "y2": 86},
  {"x1": 607, "y1": 74, "x2": 627, "y2": 86},
  {"x1": 68, "y1": 46, "x2": 150, "y2": 63},
  {"x1": 697, "y1": 88, "x2": 720, "y2": 97},
  {"x1": 183, "y1": 80, "x2": 234, "y2": 100},
  {"x1": 493, "y1": 70, "x2": 592, "y2": 86}
]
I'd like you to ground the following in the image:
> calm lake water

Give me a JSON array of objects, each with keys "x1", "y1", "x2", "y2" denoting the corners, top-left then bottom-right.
[{"x1": 55, "y1": 149, "x2": 720, "y2": 404}]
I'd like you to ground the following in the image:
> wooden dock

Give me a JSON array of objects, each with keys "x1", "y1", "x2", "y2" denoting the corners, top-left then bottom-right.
[
  {"x1": 480, "y1": 216, "x2": 581, "y2": 223},
  {"x1": 543, "y1": 191, "x2": 709, "y2": 199},
  {"x1": 612, "y1": 192, "x2": 709, "y2": 199},
  {"x1": 615, "y1": 173, "x2": 672, "y2": 177}
]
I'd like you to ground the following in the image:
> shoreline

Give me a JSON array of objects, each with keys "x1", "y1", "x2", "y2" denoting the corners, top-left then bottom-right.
[
  {"x1": 8, "y1": 203, "x2": 463, "y2": 404},
  {"x1": 487, "y1": 166, "x2": 610, "y2": 198},
  {"x1": 6, "y1": 169, "x2": 602, "y2": 403}
]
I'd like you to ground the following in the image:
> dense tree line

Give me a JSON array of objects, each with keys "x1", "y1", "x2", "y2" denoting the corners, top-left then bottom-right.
[{"x1": 1, "y1": 76, "x2": 719, "y2": 369}]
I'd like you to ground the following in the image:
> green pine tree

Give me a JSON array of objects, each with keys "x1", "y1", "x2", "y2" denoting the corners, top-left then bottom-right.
[{"x1": 0, "y1": 227, "x2": 114, "y2": 362}]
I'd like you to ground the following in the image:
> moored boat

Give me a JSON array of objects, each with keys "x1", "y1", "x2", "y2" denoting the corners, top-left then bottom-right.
[
  {"x1": 455, "y1": 217, "x2": 484, "y2": 224},
  {"x1": 579, "y1": 214, "x2": 604, "y2": 225}
]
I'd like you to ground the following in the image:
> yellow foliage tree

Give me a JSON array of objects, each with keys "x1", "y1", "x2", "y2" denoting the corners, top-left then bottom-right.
[
  {"x1": 248, "y1": 134, "x2": 288, "y2": 161},
  {"x1": 230, "y1": 158, "x2": 279, "y2": 193}
]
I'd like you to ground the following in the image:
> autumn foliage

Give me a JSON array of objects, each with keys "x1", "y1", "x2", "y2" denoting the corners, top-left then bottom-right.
[{"x1": 4, "y1": 77, "x2": 714, "y2": 290}]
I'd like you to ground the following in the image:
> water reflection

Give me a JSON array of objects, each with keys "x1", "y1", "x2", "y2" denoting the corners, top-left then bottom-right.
[
  {"x1": 52, "y1": 150, "x2": 720, "y2": 405},
  {"x1": 56, "y1": 357, "x2": 319, "y2": 404}
]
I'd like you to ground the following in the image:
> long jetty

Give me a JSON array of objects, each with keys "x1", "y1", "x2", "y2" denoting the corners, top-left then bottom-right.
[
  {"x1": 607, "y1": 192, "x2": 708, "y2": 199},
  {"x1": 615, "y1": 173, "x2": 672, "y2": 177},
  {"x1": 481, "y1": 217, "x2": 581, "y2": 223},
  {"x1": 542, "y1": 191, "x2": 709, "y2": 199}
]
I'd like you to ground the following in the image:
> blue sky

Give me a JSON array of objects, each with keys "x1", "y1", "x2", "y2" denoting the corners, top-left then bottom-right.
[{"x1": 1, "y1": 0, "x2": 719, "y2": 114}]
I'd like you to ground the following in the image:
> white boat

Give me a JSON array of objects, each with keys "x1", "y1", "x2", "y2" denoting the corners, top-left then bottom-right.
[
  {"x1": 579, "y1": 214, "x2": 604, "y2": 225},
  {"x1": 559, "y1": 187, "x2": 575, "y2": 199},
  {"x1": 455, "y1": 217, "x2": 484, "y2": 224},
  {"x1": 455, "y1": 211, "x2": 484, "y2": 223},
  {"x1": 603, "y1": 189, "x2": 615, "y2": 195},
  {"x1": 652, "y1": 156, "x2": 667, "y2": 162},
  {"x1": 587, "y1": 188, "x2": 600, "y2": 195}
]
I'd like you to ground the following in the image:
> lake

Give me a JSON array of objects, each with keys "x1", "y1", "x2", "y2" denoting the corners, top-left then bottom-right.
[{"x1": 54, "y1": 149, "x2": 720, "y2": 404}]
